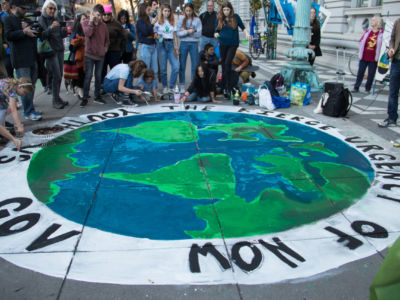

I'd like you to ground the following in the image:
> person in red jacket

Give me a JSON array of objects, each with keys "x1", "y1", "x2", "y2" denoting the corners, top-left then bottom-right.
[{"x1": 80, "y1": 4, "x2": 110, "y2": 107}]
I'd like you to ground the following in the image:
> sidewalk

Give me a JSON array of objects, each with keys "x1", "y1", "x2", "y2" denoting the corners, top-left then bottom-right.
[{"x1": 0, "y1": 53, "x2": 399, "y2": 300}]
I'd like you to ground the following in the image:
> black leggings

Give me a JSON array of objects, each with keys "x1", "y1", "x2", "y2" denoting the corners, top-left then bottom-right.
[{"x1": 220, "y1": 44, "x2": 238, "y2": 93}]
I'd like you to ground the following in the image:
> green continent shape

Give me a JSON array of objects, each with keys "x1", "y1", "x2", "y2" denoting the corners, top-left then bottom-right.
[
  {"x1": 105, "y1": 120, "x2": 198, "y2": 143},
  {"x1": 102, "y1": 153, "x2": 235, "y2": 200},
  {"x1": 27, "y1": 126, "x2": 96, "y2": 204},
  {"x1": 289, "y1": 142, "x2": 338, "y2": 157},
  {"x1": 188, "y1": 162, "x2": 371, "y2": 239},
  {"x1": 201, "y1": 118, "x2": 302, "y2": 142},
  {"x1": 254, "y1": 152, "x2": 316, "y2": 192}
]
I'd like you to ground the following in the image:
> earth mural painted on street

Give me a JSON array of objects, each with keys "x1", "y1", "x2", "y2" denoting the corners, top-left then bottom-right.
[{"x1": 27, "y1": 111, "x2": 374, "y2": 240}]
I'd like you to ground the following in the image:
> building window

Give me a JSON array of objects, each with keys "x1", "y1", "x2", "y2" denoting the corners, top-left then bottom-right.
[{"x1": 356, "y1": 0, "x2": 369, "y2": 7}]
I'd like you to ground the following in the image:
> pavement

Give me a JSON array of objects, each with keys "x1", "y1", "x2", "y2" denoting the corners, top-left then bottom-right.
[{"x1": 0, "y1": 49, "x2": 399, "y2": 300}]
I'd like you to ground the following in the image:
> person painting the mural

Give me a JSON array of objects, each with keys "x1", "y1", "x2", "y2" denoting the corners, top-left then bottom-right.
[
  {"x1": 353, "y1": 15, "x2": 384, "y2": 94},
  {"x1": 308, "y1": 6, "x2": 322, "y2": 66},
  {"x1": 0, "y1": 77, "x2": 32, "y2": 149},
  {"x1": 231, "y1": 49, "x2": 255, "y2": 84},
  {"x1": 378, "y1": 17, "x2": 400, "y2": 129},
  {"x1": 154, "y1": 4, "x2": 179, "y2": 94},
  {"x1": 137, "y1": 69, "x2": 159, "y2": 102},
  {"x1": 177, "y1": 2, "x2": 202, "y2": 93},
  {"x1": 215, "y1": 1, "x2": 249, "y2": 98},
  {"x1": 180, "y1": 63, "x2": 220, "y2": 104},
  {"x1": 102, "y1": 60, "x2": 146, "y2": 105}
]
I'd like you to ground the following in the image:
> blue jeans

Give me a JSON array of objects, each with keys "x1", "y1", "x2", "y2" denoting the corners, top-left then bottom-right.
[
  {"x1": 103, "y1": 74, "x2": 135, "y2": 93},
  {"x1": 139, "y1": 44, "x2": 158, "y2": 78},
  {"x1": 354, "y1": 60, "x2": 377, "y2": 91},
  {"x1": 200, "y1": 36, "x2": 218, "y2": 52},
  {"x1": 15, "y1": 63, "x2": 38, "y2": 115},
  {"x1": 157, "y1": 40, "x2": 179, "y2": 89},
  {"x1": 388, "y1": 59, "x2": 400, "y2": 122},
  {"x1": 84, "y1": 56, "x2": 104, "y2": 100},
  {"x1": 179, "y1": 41, "x2": 198, "y2": 86},
  {"x1": 187, "y1": 92, "x2": 210, "y2": 103}
]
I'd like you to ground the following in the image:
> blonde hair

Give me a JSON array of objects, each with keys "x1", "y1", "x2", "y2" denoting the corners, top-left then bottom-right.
[
  {"x1": 42, "y1": 0, "x2": 58, "y2": 16},
  {"x1": 7, "y1": 78, "x2": 34, "y2": 95},
  {"x1": 372, "y1": 15, "x2": 384, "y2": 29}
]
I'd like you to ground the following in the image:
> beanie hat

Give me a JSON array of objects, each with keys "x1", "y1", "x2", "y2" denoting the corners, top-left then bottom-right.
[{"x1": 103, "y1": 4, "x2": 112, "y2": 14}]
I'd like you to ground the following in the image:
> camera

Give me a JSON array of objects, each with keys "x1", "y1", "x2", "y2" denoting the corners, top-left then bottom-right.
[{"x1": 24, "y1": 11, "x2": 43, "y2": 35}]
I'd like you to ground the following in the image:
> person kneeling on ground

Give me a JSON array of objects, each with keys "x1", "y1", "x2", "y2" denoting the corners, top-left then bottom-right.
[
  {"x1": 181, "y1": 63, "x2": 221, "y2": 103},
  {"x1": 0, "y1": 78, "x2": 33, "y2": 149},
  {"x1": 102, "y1": 60, "x2": 147, "y2": 105},
  {"x1": 137, "y1": 69, "x2": 160, "y2": 102},
  {"x1": 199, "y1": 43, "x2": 219, "y2": 73},
  {"x1": 232, "y1": 49, "x2": 255, "y2": 84}
]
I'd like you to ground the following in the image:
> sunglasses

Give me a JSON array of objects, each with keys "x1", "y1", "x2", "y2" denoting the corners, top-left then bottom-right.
[
  {"x1": 48, "y1": 7, "x2": 56, "y2": 11},
  {"x1": 103, "y1": 13, "x2": 112, "y2": 16}
]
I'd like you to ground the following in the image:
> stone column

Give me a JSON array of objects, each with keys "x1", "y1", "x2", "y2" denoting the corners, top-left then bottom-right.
[{"x1": 280, "y1": 0, "x2": 323, "y2": 92}]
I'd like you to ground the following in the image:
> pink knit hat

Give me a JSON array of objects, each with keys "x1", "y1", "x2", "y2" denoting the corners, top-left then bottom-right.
[{"x1": 103, "y1": 4, "x2": 112, "y2": 14}]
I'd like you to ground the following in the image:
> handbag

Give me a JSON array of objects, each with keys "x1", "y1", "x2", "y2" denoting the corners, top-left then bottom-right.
[
  {"x1": 63, "y1": 53, "x2": 79, "y2": 80},
  {"x1": 37, "y1": 38, "x2": 54, "y2": 58}
]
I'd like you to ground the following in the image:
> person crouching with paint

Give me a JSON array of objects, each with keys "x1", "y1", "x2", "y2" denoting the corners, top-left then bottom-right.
[
  {"x1": 137, "y1": 69, "x2": 160, "y2": 102},
  {"x1": 180, "y1": 63, "x2": 221, "y2": 103},
  {"x1": 102, "y1": 60, "x2": 147, "y2": 105},
  {"x1": 0, "y1": 78, "x2": 33, "y2": 149}
]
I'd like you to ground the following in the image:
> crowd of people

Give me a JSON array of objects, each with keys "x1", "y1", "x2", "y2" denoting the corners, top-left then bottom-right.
[{"x1": 0, "y1": 0, "x2": 399, "y2": 147}]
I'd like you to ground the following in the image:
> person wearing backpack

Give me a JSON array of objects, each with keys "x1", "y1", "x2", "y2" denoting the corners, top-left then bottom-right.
[{"x1": 378, "y1": 17, "x2": 400, "y2": 129}]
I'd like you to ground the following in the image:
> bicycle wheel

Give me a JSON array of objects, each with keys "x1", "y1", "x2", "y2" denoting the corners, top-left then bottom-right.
[
  {"x1": 348, "y1": 53, "x2": 359, "y2": 76},
  {"x1": 250, "y1": 39, "x2": 261, "y2": 60}
]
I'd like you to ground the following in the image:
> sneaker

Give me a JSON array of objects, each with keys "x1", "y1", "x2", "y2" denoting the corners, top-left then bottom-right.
[
  {"x1": 32, "y1": 111, "x2": 42, "y2": 116},
  {"x1": 25, "y1": 113, "x2": 42, "y2": 121},
  {"x1": 352, "y1": 88, "x2": 359, "y2": 93},
  {"x1": 111, "y1": 93, "x2": 123, "y2": 105},
  {"x1": 378, "y1": 119, "x2": 397, "y2": 128},
  {"x1": 94, "y1": 97, "x2": 106, "y2": 105},
  {"x1": 59, "y1": 97, "x2": 69, "y2": 106},
  {"x1": 80, "y1": 99, "x2": 88, "y2": 107},
  {"x1": 53, "y1": 101, "x2": 65, "y2": 109},
  {"x1": 179, "y1": 86, "x2": 185, "y2": 94},
  {"x1": 162, "y1": 87, "x2": 169, "y2": 94}
]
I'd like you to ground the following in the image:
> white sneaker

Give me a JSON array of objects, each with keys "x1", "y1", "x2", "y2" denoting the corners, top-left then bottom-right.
[
  {"x1": 162, "y1": 87, "x2": 169, "y2": 94},
  {"x1": 179, "y1": 86, "x2": 186, "y2": 94}
]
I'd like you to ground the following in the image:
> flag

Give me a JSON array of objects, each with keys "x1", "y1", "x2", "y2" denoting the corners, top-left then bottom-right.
[{"x1": 250, "y1": 15, "x2": 256, "y2": 36}]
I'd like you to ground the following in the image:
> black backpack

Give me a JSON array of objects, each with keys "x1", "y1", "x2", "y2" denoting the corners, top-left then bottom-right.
[{"x1": 322, "y1": 86, "x2": 352, "y2": 117}]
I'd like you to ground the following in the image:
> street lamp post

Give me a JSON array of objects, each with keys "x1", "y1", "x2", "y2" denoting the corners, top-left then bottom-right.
[{"x1": 280, "y1": 0, "x2": 323, "y2": 92}]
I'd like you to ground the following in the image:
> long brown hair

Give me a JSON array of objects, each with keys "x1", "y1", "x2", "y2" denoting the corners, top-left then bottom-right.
[
  {"x1": 138, "y1": 2, "x2": 151, "y2": 25},
  {"x1": 129, "y1": 60, "x2": 147, "y2": 78},
  {"x1": 310, "y1": 7, "x2": 320, "y2": 31},
  {"x1": 217, "y1": 1, "x2": 236, "y2": 30},
  {"x1": 158, "y1": 4, "x2": 175, "y2": 26},
  {"x1": 182, "y1": 3, "x2": 197, "y2": 30}
]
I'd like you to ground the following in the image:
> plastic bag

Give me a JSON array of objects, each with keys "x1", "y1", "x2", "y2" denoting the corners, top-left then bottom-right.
[
  {"x1": 258, "y1": 86, "x2": 275, "y2": 110},
  {"x1": 290, "y1": 83, "x2": 311, "y2": 106}
]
